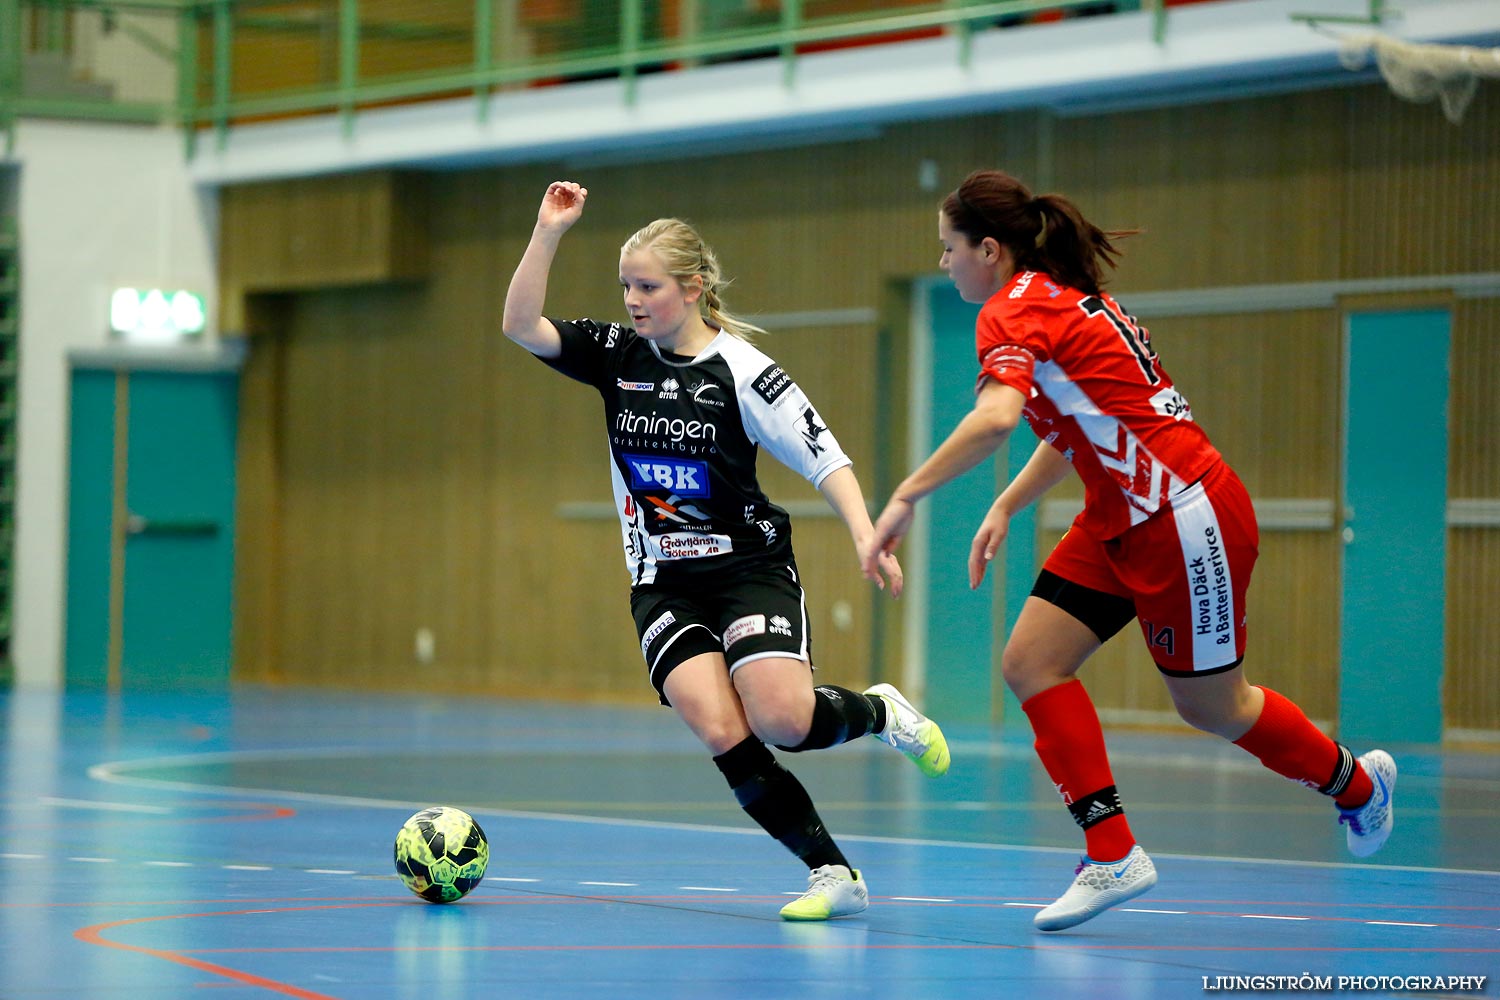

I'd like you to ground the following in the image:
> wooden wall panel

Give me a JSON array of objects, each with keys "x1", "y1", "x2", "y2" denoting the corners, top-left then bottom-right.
[
  {"x1": 1055, "y1": 93, "x2": 1346, "y2": 291},
  {"x1": 232, "y1": 295, "x2": 291, "y2": 683},
  {"x1": 1342, "y1": 87, "x2": 1499, "y2": 278},
  {"x1": 225, "y1": 84, "x2": 1498, "y2": 734},
  {"x1": 220, "y1": 171, "x2": 428, "y2": 299},
  {"x1": 1450, "y1": 299, "x2": 1500, "y2": 498},
  {"x1": 1445, "y1": 299, "x2": 1500, "y2": 734}
]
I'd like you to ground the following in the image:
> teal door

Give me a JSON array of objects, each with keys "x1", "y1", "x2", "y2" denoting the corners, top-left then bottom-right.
[
  {"x1": 1339, "y1": 309, "x2": 1449, "y2": 744},
  {"x1": 66, "y1": 365, "x2": 239, "y2": 690},
  {"x1": 920, "y1": 284, "x2": 1036, "y2": 725}
]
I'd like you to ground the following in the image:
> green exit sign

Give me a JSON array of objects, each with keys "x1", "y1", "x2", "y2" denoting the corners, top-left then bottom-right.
[{"x1": 110, "y1": 288, "x2": 207, "y2": 343}]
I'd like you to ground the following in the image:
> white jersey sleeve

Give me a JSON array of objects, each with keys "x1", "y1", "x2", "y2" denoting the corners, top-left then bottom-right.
[{"x1": 726, "y1": 343, "x2": 852, "y2": 488}]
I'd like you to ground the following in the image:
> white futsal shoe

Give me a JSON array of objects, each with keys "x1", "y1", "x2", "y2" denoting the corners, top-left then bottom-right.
[
  {"x1": 864, "y1": 683, "x2": 951, "y2": 777},
  {"x1": 779, "y1": 864, "x2": 869, "y2": 921},
  {"x1": 1034, "y1": 845, "x2": 1158, "y2": 932},
  {"x1": 1339, "y1": 749, "x2": 1397, "y2": 858}
]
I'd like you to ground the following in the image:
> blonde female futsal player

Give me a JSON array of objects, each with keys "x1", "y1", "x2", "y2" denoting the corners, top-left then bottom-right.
[{"x1": 504, "y1": 181, "x2": 951, "y2": 921}]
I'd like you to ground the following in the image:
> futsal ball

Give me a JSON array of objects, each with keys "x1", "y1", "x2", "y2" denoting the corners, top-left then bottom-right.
[{"x1": 394, "y1": 806, "x2": 489, "y2": 903}]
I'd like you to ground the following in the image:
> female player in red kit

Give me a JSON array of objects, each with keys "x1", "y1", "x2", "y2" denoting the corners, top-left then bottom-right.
[{"x1": 861, "y1": 169, "x2": 1396, "y2": 931}]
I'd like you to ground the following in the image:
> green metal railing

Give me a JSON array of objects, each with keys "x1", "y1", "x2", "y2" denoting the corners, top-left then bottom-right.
[{"x1": 1, "y1": 0, "x2": 1177, "y2": 157}]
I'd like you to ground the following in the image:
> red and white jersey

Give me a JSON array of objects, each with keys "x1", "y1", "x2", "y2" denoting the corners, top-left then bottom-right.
[{"x1": 977, "y1": 270, "x2": 1222, "y2": 540}]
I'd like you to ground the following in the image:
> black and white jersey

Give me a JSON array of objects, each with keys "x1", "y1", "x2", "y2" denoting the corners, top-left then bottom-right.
[{"x1": 539, "y1": 318, "x2": 852, "y2": 588}]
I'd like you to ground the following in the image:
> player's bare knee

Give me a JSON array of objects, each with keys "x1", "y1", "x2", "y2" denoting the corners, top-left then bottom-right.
[
  {"x1": 1171, "y1": 697, "x2": 1240, "y2": 738},
  {"x1": 1001, "y1": 644, "x2": 1059, "y2": 700},
  {"x1": 746, "y1": 704, "x2": 810, "y2": 748},
  {"x1": 698, "y1": 724, "x2": 753, "y2": 756}
]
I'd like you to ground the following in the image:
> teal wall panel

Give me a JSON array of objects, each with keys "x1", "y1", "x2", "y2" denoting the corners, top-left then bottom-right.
[
  {"x1": 923, "y1": 286, "x2": 996, "y2": 725},
  {"x1": 122, "y1": 371, "x2": 238, "y2": 690},
  {"x1": 1339, "y1": 309, "x2": 1448, "y2": 745},
  {"x1": 922, "y1": 284, "x2": 1041, "y2": 727},
  {"x1": 65, "y1": 367, "x2": 238, "y2": 692},
  {"x1": 64, "y1": 370, "x2": 116, "y2": 689}
]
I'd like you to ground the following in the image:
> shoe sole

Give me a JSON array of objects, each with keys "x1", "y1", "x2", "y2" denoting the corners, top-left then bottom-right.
[
  {"x1": 779, "y1": 899, "x2": 869, "y2": 921},
  {"x1": 865, "y1": 683, "x2": 951, "y2": 777}
]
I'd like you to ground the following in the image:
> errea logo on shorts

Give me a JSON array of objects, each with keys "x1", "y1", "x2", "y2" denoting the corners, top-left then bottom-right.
[
  {"x1": 724, "y1": 614, "x2": 767, "y2": 647},
  {"x1": 769, "y1": 615, "x2": 793, "y2": 636}
]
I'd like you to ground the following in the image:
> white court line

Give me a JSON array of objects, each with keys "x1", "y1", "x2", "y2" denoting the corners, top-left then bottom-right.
[
  {"x1": 38, "y1": 796, "x2": 172, "y2": 814},
  {"x1": 2, "y1": 848, "x2": 1475, "y2": 931},
  {"x1": 87, "y1": 749, "x2": 1500, "y2": 878}
]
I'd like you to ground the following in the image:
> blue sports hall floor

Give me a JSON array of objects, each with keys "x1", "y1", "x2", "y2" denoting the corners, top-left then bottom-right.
[{"x1": 0, "y1": 686, "x2": 1495, "y2": 999}]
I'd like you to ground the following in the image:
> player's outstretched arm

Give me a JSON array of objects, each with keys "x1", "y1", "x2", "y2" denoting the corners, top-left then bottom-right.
[
  {"x1": 862, "y1": 380, "x2": 1024, "y2": 578},
  {"x1": 502, "y1": 181, "x2": 588, "y2": 359},
  {"x1": 969, "y1": 440, "x2": 1073, "y2": 589},
  {"x1": 820, "y1": 465, "x2": 903, "y2": 598}
]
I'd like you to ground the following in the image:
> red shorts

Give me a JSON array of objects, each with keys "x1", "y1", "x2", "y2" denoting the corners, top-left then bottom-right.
[{"x1": 1041, "y1": 462, "x2": 1260, "y2": 675}]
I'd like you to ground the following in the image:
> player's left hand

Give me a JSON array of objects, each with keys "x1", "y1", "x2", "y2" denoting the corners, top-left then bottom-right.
[
  {"x1": 968, "y1": 503, "x2": 1012, "y2": 590},
  {"x1": 854, "y1": 526, "x2": 904, "y2": 598},
  {"x1": 862, "y1": 498, "x2": 915, "y2": 589}
]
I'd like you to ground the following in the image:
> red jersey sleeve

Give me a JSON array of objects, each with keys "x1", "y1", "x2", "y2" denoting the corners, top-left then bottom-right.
[{"x1": 974, "y1": 294, "x2": 1043, "y2": 396}]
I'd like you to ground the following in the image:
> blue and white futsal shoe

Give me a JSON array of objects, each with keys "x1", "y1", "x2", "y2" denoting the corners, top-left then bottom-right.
[
  {"x1": 1340, "y1": 749, "x2": 1397, "y2": 858},
  {"x1": 1034, "y1": 844, "x2": 1158, "y2": 931}
]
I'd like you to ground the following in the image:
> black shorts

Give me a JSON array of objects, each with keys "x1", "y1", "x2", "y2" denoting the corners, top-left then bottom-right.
[{"x1": 629, "y1": 562, "x2": 813, "y2": 705}]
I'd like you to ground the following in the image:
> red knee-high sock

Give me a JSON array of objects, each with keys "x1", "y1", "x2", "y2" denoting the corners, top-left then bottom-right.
[
  {"x1": 1021, "y1": 679, "x2": 1136, "y2": 861},
  {"x1": 1233, "y1": 686, "x2": 1373, "y2": 808}
]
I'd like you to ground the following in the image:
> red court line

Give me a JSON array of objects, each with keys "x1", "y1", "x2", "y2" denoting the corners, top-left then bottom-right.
[
  {"x1": 74, "y1": 903, "x2": 405, "y2": 999},
  {"x1": 3, "y1": 803, "x2": 297, "y2": 830},
  {"x1": 181, "y1": 803, "x2": 298, "y2": 825},
  {"x1": 4, "y1": 896, "x2": 386, "y2": 910}
]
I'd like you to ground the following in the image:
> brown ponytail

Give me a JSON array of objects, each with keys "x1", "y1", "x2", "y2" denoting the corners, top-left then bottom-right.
[{"x1": 942, "y1": 170, "x2": 1136, "y2": 295}]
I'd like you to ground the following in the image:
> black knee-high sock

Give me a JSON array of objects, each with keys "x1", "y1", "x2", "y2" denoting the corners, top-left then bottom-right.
[
  {"x1": 713, "y1": 736, "x2": 850, "y2": 870},
  {"x1": 776, "y1": 685, "x2": 886, "y2": 752}
]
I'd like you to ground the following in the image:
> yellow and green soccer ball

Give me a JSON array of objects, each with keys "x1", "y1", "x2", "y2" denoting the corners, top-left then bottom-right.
[{"x1": 394, "y1": 806, "x2": 489, "y2": 903}]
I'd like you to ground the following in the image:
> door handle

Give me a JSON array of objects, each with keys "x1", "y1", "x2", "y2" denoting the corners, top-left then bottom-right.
[{"x1": 125, "y1": 513, "x2": 220, "y2": 537}]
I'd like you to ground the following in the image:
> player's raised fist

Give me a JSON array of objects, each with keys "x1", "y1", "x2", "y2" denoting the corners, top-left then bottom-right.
[{"x1": 538, "y1": 181, "x2": 588, "y2": 232}]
